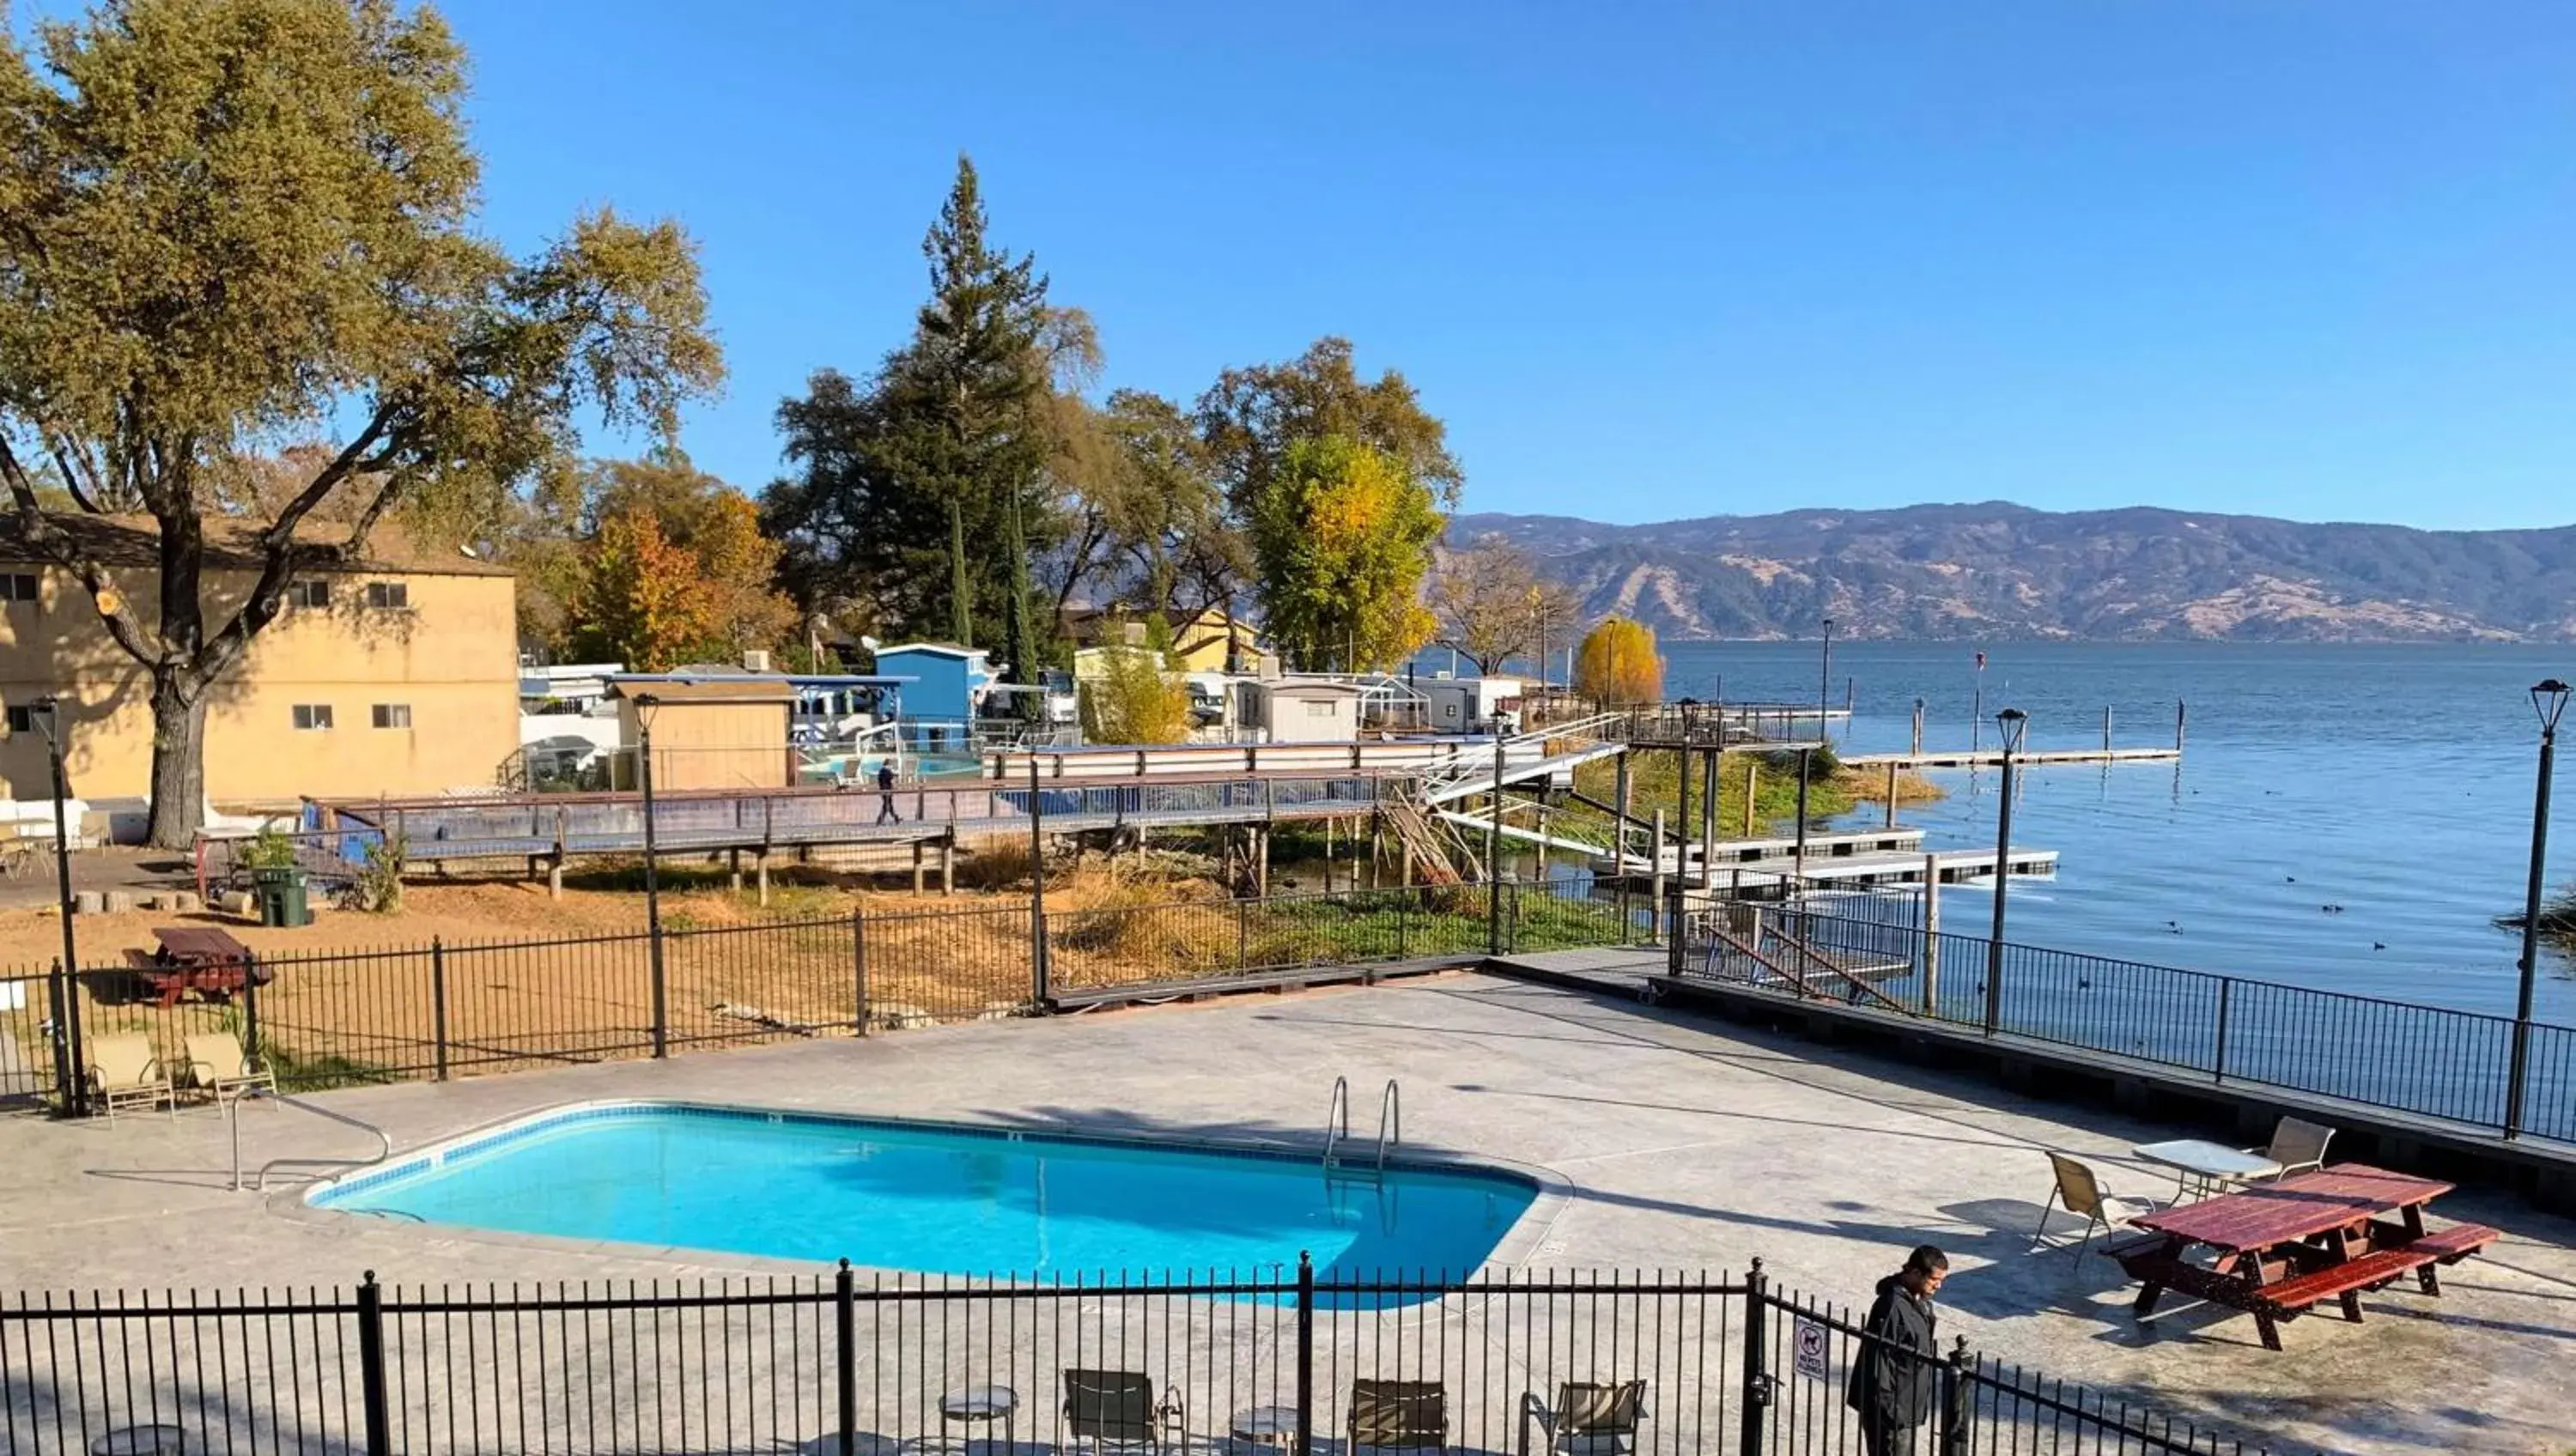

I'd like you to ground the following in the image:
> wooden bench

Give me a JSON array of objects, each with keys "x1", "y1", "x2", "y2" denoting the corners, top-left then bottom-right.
[
  {"x1": 2257, "y1": 1247, "x2": 2437, "y2": 1327},
  {"x1": 2406, "y1": 1222, "x2": 2500, "y2": 1295}
]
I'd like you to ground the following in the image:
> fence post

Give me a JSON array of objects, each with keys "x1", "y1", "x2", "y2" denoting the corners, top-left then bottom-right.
[
  {"x1": 1237, "y1": 896, "x2": 1251, "y2": 973},
  {"x1": 1921, "y1": 856, "x2": 1941, "y2": 1017},
  {"x1": 1396, "y1": 889, "x2": 1410, "y2": 959},
  {"x1": 1938, "y1": 1336, "x2": 1971, "y2": 1456},
  {"x1": 2212, "y1": 977, "x2": 2231, "y2": 1084},
  {"x1": 835, "y1": 1259, "x2": 858, "y2": 1456},
  {"x1": 430, "y1": 938, "x2": 450, "y2": 1082},
  {"x1": 853, "y1": 909, "x2": 870, "y2": 1037},
  {"x1": 1507, "y1": 878, "x2": 1522, "y2": 954},
  {"x1": 1738, "y1": 1257, "x2": 1771, "y2": 1455},
  {"x1": 356, "y1": 1271, "x2": 392, "y2": 1456},
  {"x1": 1665, "y1": 880, "x2": 1685, "y2": 976},
  {"x1": 242, "y1": 953, "x2": 263, "y2": 1071},
  {"x1": 45, "y1": 958, "x2": 74, "y2": 1116},
  {"x1": 1294, "y1": 1251, "x2": 1315, "y2": 1456}
]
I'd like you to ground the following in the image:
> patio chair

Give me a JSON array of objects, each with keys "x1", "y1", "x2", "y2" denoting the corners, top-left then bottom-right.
[
  {"x1": 1349, "y1": 1378, "x2": 1447, "y2": 1455},
  {"x1": 86, "y1": 1033, "x2": 175, "y2": 1120},
  {"x1": 2244, "y1": 1117, "x2": 2333, "y2": 1180},
  {"x1": 181, "y1": 1030, "x2": 275, "y2": 1103},
  {"x1": 1519, "y1": 1379, "x2": 1648, "y2": 1456},
  {"x1": 1061, "y1": 1368, "x2": 1182, "y2": 1454},
  {"x1": 2031, "y1": 1152, "x2": 2156, "y2": 1258}
]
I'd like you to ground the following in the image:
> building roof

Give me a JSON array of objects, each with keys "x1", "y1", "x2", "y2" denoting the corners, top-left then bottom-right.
[
  {"x1": 1268, "y1": 680, "x2": 1368, "y2": 697},
  {"x1": 0, "y1": 513, "x2": 515, "y2": 578},
  {"x1": 874, "y1": 641, "x2": 989, "y2": 661},
  {"x1": 607, "y1": 679, "x2": 798, "y2": 705}
]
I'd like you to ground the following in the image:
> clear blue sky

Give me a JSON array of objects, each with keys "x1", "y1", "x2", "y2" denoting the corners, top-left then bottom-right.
[{"x1": 67, "y1": 2, "x2": 2576, "y2": 529}]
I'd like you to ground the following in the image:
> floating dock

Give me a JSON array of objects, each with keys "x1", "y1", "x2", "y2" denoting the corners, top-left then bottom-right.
[{"x1": 1844, "y1": 747, "x2": 2179, "y2": 769}]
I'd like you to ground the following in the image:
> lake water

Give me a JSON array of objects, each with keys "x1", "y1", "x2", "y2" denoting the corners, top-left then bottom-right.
[{"x1": 1631, "y1": 641, "x2": 2576, "y2": 1025}]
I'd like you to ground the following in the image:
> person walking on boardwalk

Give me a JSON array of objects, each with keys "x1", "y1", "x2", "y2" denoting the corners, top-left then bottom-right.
[
  {"x1": 1847, "y1": 1245, "x2": 1946, "y2": 1456},
  {"x1": 875, "y1": 759, "x2": 902, "y2": 825}
]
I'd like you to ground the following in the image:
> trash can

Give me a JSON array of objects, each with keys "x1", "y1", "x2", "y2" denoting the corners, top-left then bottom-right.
[{"x1": 252, "y1": 865, "x2": 311, "y2": 928}]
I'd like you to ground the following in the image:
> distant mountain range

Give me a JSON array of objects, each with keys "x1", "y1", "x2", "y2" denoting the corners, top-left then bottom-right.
[{"x1": 1449, "y1": 503, "x2": 2576, "y2": 642}]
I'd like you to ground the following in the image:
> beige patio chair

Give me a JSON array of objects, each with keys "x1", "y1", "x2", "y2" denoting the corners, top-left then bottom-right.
[
  {"x1": 86, "y1": 1033, "x2": 175, "y2": 1120},
  {"x1": 2031, "y1": 1152, "x2": 2157, "y2": 1258},
  {"x1": 1519, "y1": 1379, "x2": 1647, "y2": 1456},
  {"x1": 1350, "y1": 1378, "x2": 1447, "y2": 1455},
  {"x1": 2243, "y1": 1117, "x2": 2333, "y2": 1180},
  {"x1": 181, "y1": 1031, "x2": 274, "y2": 1103}
]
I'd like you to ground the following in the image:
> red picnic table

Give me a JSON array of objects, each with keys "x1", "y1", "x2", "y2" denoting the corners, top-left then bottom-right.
[
  {"x1": 118, "y1": 927, "x2": 270, "y2": 1008},
  {"x1": 2112, "y1": 1162, "x2": 2499, "y2": 1350}
]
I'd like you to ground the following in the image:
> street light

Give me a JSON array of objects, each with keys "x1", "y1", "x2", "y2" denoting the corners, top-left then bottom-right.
[
  {"x1": 28, "y1": 697, "x2": 83, "y2": 1114},
  {"x1": 1984, "y1": 707, "x2": 2028, "y2": 1034},
  {"x1": 1819, "y1": 617, "x2": 1835, "y2": 742},
  {"x1": 634, "y1": 693, "x2": 668, "y2": 1059},
  {"x1": 2506, "y1": 678, "x2": 2570, "y2": 1138}
]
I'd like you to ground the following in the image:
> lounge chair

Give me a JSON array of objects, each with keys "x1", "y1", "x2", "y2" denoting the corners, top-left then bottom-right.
[
  {"x1": 1349, "y1": 1378, "x2": 1446, "y2": 1455},
  {"x1": 2031, "y1": 1151, "x2": 2157, "y2": 1258},
  {"x1": 1061, "y1": 1368, "x2": 1182, "y2": 1454},
  {"x1": 2243, "y1": 1116, "x2": 2333, "y2": 1180},
  {"x1": 86, "y1": 1033, "x2": 175, "y2": 1120},
  {"x1": 1520, "y1": 1379, "x2": 1647, "y2": 1456},
  {"x1": 181, "y1": 1031, "x2": 274, "y2": 1102}
]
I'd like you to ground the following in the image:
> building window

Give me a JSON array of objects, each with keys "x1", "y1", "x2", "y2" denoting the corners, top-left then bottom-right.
[
  {"x1": 0, "y1": 573, "x2": 39, "y2": 602},
  {"x1": 371, "y1": 703, "x2": 412, "y2": 729},
  {"x1": 1303, "y1": 700, "x2": 1337, "y2": 719},
  {"x1": 292, "y1": 704, "x2": 335, "y2": 731},
  {"x1": 4, "y1": 706, "x2": 30, "y2": 734},
  {"x1": 365, "y1": 581, "x2": 409, "y2": 610},
  {"x1": 287, "y1": 579, "x2": 330, "y2": 609}
]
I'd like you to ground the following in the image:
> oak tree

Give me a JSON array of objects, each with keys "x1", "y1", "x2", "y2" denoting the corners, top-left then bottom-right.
[{"x1": 0, "y1": 0, "x2": 720, "y2": 844}]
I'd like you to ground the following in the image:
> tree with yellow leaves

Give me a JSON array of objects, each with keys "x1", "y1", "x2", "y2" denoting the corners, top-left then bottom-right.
[
  {"x1": 1247, "y1": 436, "x2": 1443, "y2": 670},
  {"x1": 1575, "y1": 616, "x2": 1664, "y2": 706}
]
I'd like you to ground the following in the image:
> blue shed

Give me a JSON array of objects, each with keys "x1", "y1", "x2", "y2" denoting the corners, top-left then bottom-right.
[{"x1": 873, "y1": 642, "x2": 995, "y2": 741}]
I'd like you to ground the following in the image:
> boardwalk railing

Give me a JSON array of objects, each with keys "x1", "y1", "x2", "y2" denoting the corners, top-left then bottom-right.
[
  {"x1": 1677, "y1": 903, "x2": 2576, "y2": 1144},
  {"x1": 0, "y1": 1258, "x2": 2272, "y2": 1456}
]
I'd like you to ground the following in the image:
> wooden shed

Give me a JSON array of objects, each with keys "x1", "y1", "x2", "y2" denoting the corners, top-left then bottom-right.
[{"x1": 611, "y1": 679, "x2": 797, "y2": 790}]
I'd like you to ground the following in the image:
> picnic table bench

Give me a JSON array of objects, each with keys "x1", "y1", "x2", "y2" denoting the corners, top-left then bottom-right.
[
  {"x1": 2112, "y1": 1162, "x2": 2499, "y2": 1350},
  {"x1": 115, "y1": 927, "x2": 270, "y2": 1008}
]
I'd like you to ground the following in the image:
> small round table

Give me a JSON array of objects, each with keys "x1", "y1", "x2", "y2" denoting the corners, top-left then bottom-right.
[
  {"x1": 938, "y1": 1385, "x2": 1018, "y2": 1453},
  {"x1": 91, "y1": 1428, "x2": 186, "y2": 1456},
  {"x1": 1230, "y1": 1405, "x2": 1300, "y2": 1452}
]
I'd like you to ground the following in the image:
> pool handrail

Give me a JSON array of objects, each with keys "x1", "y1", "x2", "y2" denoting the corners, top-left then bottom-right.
[
  {"x1": 1324, "y1": 1076, "x2": 1351, "y2": 1169},
  {"x1": 1377, "y1": 1079, "x2": 1401, "y2": 1173},
  {"x1": 228, "y1": 1088, "x2": 393, "y2": 1192}
]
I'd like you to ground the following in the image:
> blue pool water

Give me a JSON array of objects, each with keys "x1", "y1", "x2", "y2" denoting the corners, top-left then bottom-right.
[{"x1": 316, "y1": 1105, "x2": 1536, "y2": 1280}]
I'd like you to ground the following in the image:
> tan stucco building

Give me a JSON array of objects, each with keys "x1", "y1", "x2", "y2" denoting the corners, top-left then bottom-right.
[
  {"x1": 0, "y1": 515, "x2": 518, "y2": 807},
  {"x1": 609, "y1": 679, "x2": 795, "y2": 791}
]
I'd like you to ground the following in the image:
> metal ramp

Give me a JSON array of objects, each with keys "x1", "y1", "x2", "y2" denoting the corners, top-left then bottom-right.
[{"x1": 1419, "y1": 715, "x2": 1630, "y2": 806}]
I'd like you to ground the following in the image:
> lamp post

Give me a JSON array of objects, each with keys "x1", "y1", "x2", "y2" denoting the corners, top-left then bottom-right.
[
  {"x1": 2506, "y1": 678, "x2": 2569, "y2": 1138},
  {"x1": 30, "y1": 698, "x2": 83, "y2": 1114},
  {"x1": 634, "y1": 694, "x2": 668, "y2": 1059},
  {"x1": 1984, "y1": 707, "x2": 2027, "y2": 1034},
  {"x1": 1030, "y1": 755, "x2": 1050, "y2": 1002},
  {"x1": 1819, "y1": 617, "x2": 1835, "y2": 742}
]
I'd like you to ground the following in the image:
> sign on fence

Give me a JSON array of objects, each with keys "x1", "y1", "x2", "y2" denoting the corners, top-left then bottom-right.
[{"x1": 1792, "y1": 1316, "x2": 1830, "y2": 1380}]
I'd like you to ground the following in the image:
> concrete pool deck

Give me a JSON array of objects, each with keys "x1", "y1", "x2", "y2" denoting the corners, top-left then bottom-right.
[{"x1": 6, "y1": 972, "x2": 2573, "y2": 1454}]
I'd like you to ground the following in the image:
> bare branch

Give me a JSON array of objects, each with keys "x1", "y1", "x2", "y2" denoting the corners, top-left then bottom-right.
[{"x1": 0, "y1": 437, "x2": 156, "y2": 668}]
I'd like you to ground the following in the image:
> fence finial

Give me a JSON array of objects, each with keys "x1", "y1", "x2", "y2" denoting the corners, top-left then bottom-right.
[{"x1": 361, "y1": 1270, "x2": 377, "y2": 1287}]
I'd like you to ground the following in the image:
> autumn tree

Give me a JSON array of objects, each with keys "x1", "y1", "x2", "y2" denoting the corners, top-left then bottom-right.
[
  {"x1": 574, "y1": 512, "x2": 714, "y2": 671},
  {"x1": 0, "y1": 0, "x2": 720, "y2": 846},
  {"x1": 1575, "y1": 617, "x2": 1664, "y2": 706},
  {"x1": 1195, "y1": 338, "x2": 1464, "y2": 519},
  {"x1": 1429, "y1": 534, "x2": 1542, "y2": 674},
  {"x1": 1248, "y1": 437, "x2": 1443, "y2": 671},
  {"x1": 1078, "y1": 622, "x2": 1192, "y2": 745}
]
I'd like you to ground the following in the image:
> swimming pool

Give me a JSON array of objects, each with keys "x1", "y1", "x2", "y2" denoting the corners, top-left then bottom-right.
[{"x1": 314, "y1": 1103, "x2": 1539, "y2": 1280}]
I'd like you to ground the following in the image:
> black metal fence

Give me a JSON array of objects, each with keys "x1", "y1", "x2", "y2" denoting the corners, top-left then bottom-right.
[
  {"x1": 2, "y1": 875, "x2": 1656, "y2": 1108},
  {"x1": 1681, "y1": 904, "x2": 2576, "y2": 1145},
  {"x1": 0, "y1": 1259, "x2": 2271, "y2": 1456}
]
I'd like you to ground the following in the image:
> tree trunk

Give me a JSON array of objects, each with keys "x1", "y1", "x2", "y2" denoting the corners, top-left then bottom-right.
[
  {"x1": 143, "y1": 673, "x2": 210, "y2": 850},
  {"x1": 1004, "y1": 489, "x2": 1040, "y2": 725},
  {"x1": 948, "y1": 498, "x2": 972, "y2": 648}
]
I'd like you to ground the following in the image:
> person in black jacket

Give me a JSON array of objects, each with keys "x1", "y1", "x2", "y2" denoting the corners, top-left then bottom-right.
[{"x1": 1846, "y1": 1245, "x2": 1947, "y2": 1456}]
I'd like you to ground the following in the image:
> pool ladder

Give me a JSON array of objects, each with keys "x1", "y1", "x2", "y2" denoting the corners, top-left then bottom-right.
[{"x1": 1322, "y1": 1076, "x2": 1400, "y2": 1178}]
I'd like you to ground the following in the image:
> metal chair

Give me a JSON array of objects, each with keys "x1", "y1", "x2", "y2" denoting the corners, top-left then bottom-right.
[
  {"x1": 2031, "y1": 1152, "x2": 2156, "y2": 1257},
  {"x1": 1519, "y1": 1379, "x2": 1647, "y2": 1456},
  {"x1": 2245, "y1": 1117, "x2": 2333, "y2": 1180}
]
